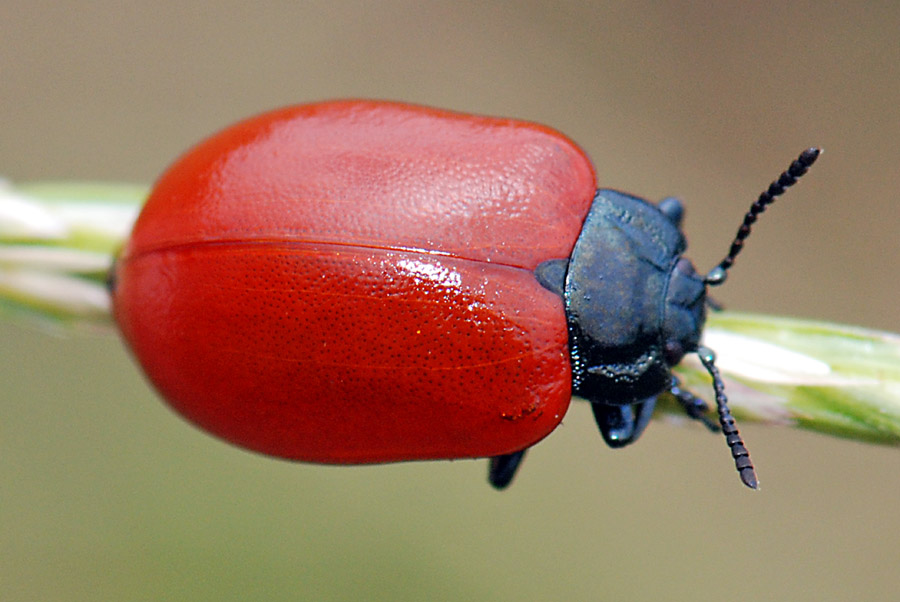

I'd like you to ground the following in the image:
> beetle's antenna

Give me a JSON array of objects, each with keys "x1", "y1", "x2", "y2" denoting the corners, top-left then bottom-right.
[
  {"x1": 696, "y1": 346, "x2": 758, "y2": 489},
  {"x1": 705, "y1": 147, "x2": 821, "y2": 286}
]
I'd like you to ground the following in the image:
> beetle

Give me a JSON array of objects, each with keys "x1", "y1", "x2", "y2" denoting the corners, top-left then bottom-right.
[{"x1": 110, "y1": 100, "x2": 819, "y2": 489}]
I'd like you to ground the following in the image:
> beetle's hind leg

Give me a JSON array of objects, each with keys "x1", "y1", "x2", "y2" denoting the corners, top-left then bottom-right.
[
  {"x1": 668, "y1": 376, "x2": 719, "y2": 432},
  {"x1": 488, "y1": 450, "x2": 527, "y2": 489}
]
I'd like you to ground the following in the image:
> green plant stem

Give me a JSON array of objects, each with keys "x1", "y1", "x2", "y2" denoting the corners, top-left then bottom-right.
[
  {"x1": 0, "y1": 180, "x2": 142, "y2": 330},
  {"x1": 2, "y1": 180, "x2": 900, "y2": 446}
]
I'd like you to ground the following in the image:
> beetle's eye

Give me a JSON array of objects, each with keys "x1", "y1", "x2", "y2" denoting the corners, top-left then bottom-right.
[{"x1": 664, "y1": 340, "x2": 685, "y2": 366}]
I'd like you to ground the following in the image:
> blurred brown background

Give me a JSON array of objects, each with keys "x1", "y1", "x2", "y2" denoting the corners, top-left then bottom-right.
[{"x1": 3, "y1": 2, "x2": 898, "y2": 601}]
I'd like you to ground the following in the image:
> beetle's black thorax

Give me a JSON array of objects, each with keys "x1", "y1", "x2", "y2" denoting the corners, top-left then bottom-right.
[{"x1": 560, "y1": 189, "x2": 707, "y2": 406}]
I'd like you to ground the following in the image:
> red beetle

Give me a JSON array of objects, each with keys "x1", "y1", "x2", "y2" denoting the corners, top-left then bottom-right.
[{"x1": 111, "y1": 100, "x2": 818, "y2": 488}]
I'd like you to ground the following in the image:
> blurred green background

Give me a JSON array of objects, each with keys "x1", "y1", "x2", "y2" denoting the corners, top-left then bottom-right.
[{"x1": 3, "y1": 2, "x2": 899, "y2": 601}]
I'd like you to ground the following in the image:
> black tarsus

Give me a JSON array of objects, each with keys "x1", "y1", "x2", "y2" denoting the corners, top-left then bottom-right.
[{"x1": 668, "y1": 376, "x2": 719, "y2": 433}]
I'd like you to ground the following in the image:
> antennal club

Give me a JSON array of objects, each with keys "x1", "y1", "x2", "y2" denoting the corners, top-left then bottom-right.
[{"x1": 705, "y1": 147, "x2": 821, "y2": 285}]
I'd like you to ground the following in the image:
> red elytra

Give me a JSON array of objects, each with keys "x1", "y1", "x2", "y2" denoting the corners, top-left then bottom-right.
[{"x1": 112, "y1": 100, "x2": 597, "y2": 464}]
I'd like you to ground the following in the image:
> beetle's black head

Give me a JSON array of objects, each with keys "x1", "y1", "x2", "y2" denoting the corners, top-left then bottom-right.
[{"x1": 546, "y1": 189, "x2": 707, "y2": 406}]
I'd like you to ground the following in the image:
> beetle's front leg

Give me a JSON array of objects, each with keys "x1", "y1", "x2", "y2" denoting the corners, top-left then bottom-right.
[{"x1": 668, "y1": 376, "x2": 719, "y2": 432}]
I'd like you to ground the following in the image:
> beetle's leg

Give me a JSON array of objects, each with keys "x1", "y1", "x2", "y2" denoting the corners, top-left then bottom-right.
[
  {"x1": 488, "y1": 450, "x2": 527, "y2": 490},
  {"x1": 105, "y1": 257, "x2": 118, "y2": 294},
  {"x1": 657, "y1": 196, "x2": 684, "y2": 227},
  {"x1": 706, "y1": 296, "x2": 724, "y2": 312},
  {"x1": 591, "y1": 398, "x2": 656, "y2": 448},
  {"x1": 669, "y1": 376, "x2": 719, "y2": 432}
]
